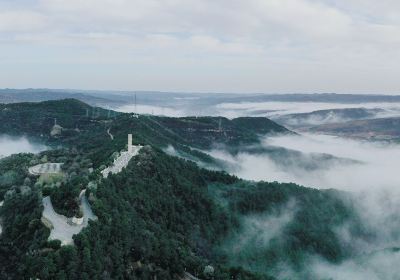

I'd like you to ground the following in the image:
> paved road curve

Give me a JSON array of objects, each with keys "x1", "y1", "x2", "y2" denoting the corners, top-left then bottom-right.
[{"x1": 42, "y1": 189, "x2": 97, "y2": 245}]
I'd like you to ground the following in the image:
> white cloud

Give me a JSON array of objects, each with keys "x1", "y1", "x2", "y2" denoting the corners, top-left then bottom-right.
[
  {"x1": 209, "y1": 131, "x2": 400, "y2": 278},
  {"x1": 208, "y1": 133, "x2": 400, "y2": 191},
  {"x1": 222, "y1": 200, "x2": 297, "y2": 259},
  {"x1": 1, "y1": 0, "x2": 400, "y2": 92},
  {"x1": 0, "y1": 11, "x2": 46, "y2": 32},
  {"x1": 0, "y1": 135, "x2": 47, "y2": 158}
]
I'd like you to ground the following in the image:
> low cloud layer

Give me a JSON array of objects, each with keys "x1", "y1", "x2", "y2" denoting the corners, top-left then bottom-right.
[
  {"x1": 227, "y1": 200, "x2": 296, "y2": 253},
  {"x1": 221, "y1": 200, "x2": 297, "y2": 272},
  {"x1": 209, "y1": 133, "x2": 400, "y2": 191},
  {"x1": 116, "y1": 100, "x2": 400, "y2": 122},
  {"x1": 0, "y1": 135, "x2": 47, "y2": 158},
  {"x1": 209, "y1": 133, "x2": 400, "y2": 279}
]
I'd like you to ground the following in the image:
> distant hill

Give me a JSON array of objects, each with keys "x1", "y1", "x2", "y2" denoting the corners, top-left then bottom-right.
[
  {"x1": 273, "y1": 108, "x2": 387, "y2": 128},
  {"x1": 307, "y1": 117, "x2": 400, "y2": 141},
  {"x1": 0, "y1": 88, "x2": 123, "y2": 106},
  {"x1": 3, "y1": 89, "x2": 400, "y2": 113},
  {"x1": 0, "y1": 99, "x2": 110, "y2": 138},
  {"x1": 226, "y1": 93, "x2": 400, "y2": 103}
]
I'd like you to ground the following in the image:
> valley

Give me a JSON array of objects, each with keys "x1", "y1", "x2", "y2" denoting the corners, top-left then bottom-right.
[{"x1": 3, "y1": 0, "x2": 400, "y2": 278}]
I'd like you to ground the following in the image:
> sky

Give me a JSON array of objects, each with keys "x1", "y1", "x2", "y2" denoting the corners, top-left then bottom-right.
[{"x1": 1, "y1": 0, "x2": 400, "y2": 93}]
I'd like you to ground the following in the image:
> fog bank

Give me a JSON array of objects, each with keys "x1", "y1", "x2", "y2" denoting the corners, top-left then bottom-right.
[
  {"x1": 209, "y1": 132, "x2": 400, "y2": 279},
  {"x1": 116, "y1": 100, "x2": 400, "y2": 120},
  {"x1": 209, "y1": 134, "x2": 400, "y2": 192},
  {"x1": 0, "y1": 135, "x2": 47, "y2": 158}
]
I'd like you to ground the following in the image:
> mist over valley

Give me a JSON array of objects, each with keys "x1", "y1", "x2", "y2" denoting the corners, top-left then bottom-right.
[
  {"x1": 0, "y1": 93, "x2": 400, "y2": 279},
  {"x1": 2, "y1": 0, "x2": 400, "y2": 277},
  {"x1": 0, "y1": 135, "x2": 47, "y2": 158}
]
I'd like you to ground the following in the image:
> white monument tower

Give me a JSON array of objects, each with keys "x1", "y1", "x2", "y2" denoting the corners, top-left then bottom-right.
[{"x1": 128, "y1": 134, "x2": 133, "y2": 153}]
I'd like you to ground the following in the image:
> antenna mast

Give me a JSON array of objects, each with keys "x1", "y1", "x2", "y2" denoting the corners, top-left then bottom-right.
[{"x1": 135, "y1": 93, "x2": 137, "y2": 115}]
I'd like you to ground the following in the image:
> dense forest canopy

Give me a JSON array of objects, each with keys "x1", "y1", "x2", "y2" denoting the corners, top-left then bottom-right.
[{"x1": 0, "y1": 99, "x2": 373, "y2": 279}]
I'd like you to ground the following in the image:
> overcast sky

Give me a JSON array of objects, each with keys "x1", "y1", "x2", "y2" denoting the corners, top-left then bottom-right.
[{"x1": 1, "y1": 0, "x2": 400, "y2": 94}]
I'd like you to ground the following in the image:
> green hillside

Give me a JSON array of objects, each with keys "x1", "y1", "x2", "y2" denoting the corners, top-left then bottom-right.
[
  {"x1": 0, "y1": 99, "x2": 370, "y2": 280},
  {"x1": 0, "y1": 146, "x2": 367, "y2": 280},
  {"x1": 0, "y1": 99, "x2": 289, "y2": 166}
]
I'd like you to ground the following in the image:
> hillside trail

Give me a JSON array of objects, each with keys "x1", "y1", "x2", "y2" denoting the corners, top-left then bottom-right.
[{"x1": 107, "y1": 128, "x2": 114, "y2": 140}]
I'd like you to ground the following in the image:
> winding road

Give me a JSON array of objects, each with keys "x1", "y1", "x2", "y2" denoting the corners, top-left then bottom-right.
[
  {"x1": 107, "y1": 128, "x2": 114, "y2": 140},
  {"x1": 42, "y1": 189, "x2": 97, "y2": 245}
]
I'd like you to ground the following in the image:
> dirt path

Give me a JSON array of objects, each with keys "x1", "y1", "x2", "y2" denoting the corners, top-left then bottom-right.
[{"x1": 107, "y1": 128, "x2": 114, "y2": 140}]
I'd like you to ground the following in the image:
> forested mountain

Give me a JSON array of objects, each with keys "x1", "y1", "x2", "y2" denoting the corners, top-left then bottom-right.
[
  {"x1": 0, "y1": 99, "x2": 289, "y2": 166},
  {"x1": 0, "y1": 146, "x2": 366, "y2": 280},
  {"x1": 0, "y1": 99, "x2": 371, "y2": 279}
]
